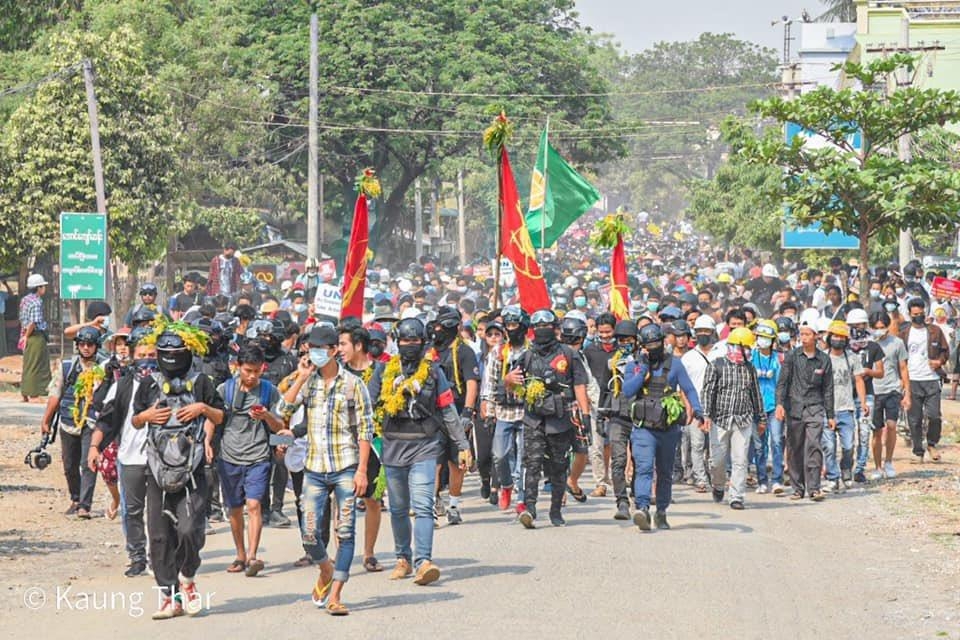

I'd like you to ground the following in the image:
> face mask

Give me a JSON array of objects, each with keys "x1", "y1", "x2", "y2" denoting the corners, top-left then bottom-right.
[
  {"x1": 829, "y1": 338, "x2": 848, "y2": 350},
  {"x1": 294, "y1": 303, "x2": 307, "y2": 313},
  {"x1": 398, "y1": 343, "x2": 424, "y2": 362},
  {"x1": 872, "y1": 328, "x2": 888, "y2": 339},
  {"x1": 696, "y1": 334, "x2": 712, "y2": 348},
  {"x1": 617, "y1": 341, "x2": 635, "y2": 354},
  {"x1": 101, "y1": 317, "x2": 110, "y2": 329},
  {"x1": 533, "y1": 327, "x2": 556, "y2": 345},
  {"x1": 368, "y1": 343, "x2": 385, "y2": 359},
  {"x1": 507, "y1": 327, "x2": 526, "y2": 346},
  {"x1": 134, "y1": 358, "x2": 158, "y2": 379},
  {"x1": 309, "y1": 348, "x2": 331, "y2": 368},
  {"x1": 157, "y1": 348, "x2": 192, "y2": 379},
  {"x1": 777, "y1": 331, "x2": 791, "y2": 344},
  {"x1": 910, "y1": 315, "x2": 925, "y2": 326},
  {"x1": 422, "y1": 305, "x2": 433, "y2": 313},
  {"x1": 574, "y1": 296, "x2": 587, "y2": 308},
  {"x1": 895, "y1": 288, "x2": 905, "y2": 297},
  {"x1": 756, "y1": 336, "x2": 773, "y2": 350},
  {"x1": 884, "y1": 303, "x2": 898, "y2": 313},
  {"x1": 647, "y1": 302, "x2": 660, "y2": 312},
  {"x1": 870, "y1": 289, "x2": 881, "y2": 299},
  {"x1": 726, "y1": 345, "x2": 747, "y2": 364},
  {"x1": 646, "y1": 345, "x2": 664, "y2": 363}
]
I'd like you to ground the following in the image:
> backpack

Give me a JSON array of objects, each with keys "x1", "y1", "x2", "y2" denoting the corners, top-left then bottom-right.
[
  {"x1": 144, "y1": 372, "x2": 205, "y2": 521},
  {"x1": 223, "y1": 377, "x2": 275, "y2": 423}
]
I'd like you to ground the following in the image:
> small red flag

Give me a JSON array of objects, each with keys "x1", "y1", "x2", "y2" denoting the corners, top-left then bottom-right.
[
  {"x1": 610, "y1": 233, "x2": 630, "y2": 320},
  {"x1": 340, "y1": 191, "x2": 369, "y2": 320},
  {"x1": 499, "y1": 147, "x2": 551, "y2": 313}
]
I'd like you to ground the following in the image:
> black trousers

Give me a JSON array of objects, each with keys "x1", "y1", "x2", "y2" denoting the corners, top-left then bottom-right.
[
  {"x1": 786, "y1": 406, "x2": 824, "y2": 495},
  {"x1": 204, "y1": 440, "x2": 222, "y2": 516},
  {"x1": 907, "y1": 379, "x2": 942, "y2": 455},
  {"x1": 146, "y1": 470, "x2": 207, "y2": 596},
  {"x1": 120, "y1": 463, "x2": 148, "y2": 564},
  {"x1": 608, "y1": 418, "x2": 633, "y2": 504},
  {"x1": 523, "y1": 423, "x2": 574, "y2": 515},
  {"x1": 60, "y1": 428, "x2": 97, "y2": 510},
  {"x1": 261, "y1": 454, "x2": 288, "y2": 515},
  {"x1": 474, "y1": 419, "x2": 495, "y2": 486}
]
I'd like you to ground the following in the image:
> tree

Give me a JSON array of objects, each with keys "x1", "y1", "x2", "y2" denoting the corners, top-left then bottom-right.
[
  {"x1": 817, "y1": 0, "x2": 856, "y2": 23},
  {"x1": 725, "y1": 54, "x2": 960, "y2": 296},
  {"x1": 0, "y1": 26, "x2": 180, "y2": 277}
]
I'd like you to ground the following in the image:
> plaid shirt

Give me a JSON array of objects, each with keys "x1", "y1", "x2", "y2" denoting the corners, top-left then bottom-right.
[
  {"x1": 277, "y1": 365, "x2": 374, "y2": 474},
  {"x1": 701, "y1": 358, "x2": 764, "y2": 424},
  {"x1": 481, "y1": 345, "x2": 525, "y2": 422},
  {"x1": 19, "y1": 293, "x2": 46, "y2": 331}
]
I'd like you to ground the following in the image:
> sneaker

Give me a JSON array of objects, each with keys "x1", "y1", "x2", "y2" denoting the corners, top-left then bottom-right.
[
  {"x1": 389, "y1": 558, "x2": 412, "y2": 580},
  {"x1": 519, "y1": 509, "x2": 536, "y2": 529},
  {"x1": 853, "y1": 471, "x2": 867, "y2": 484},
  {"x1": 208, "y1": 511, "x2": 225, "y2": 523},
  {"x1": 756, "y1": 484, "x2": 769, "y2": 494},
  {"x1": 179, "y1": 581, "x2": 204, "y2": 616},
  {"x1": 125, "y1": 560, "x2": 147, "y2": 578},
  {"x1": 488, "y1": 489, "x2": 499, "y2": 506},
  {"x1": 633, "y1": 508, "x2": 651, "y2": 531},
  {"x1": 869, "y1": 469, "x2": 883, "y2": 481},
  {"x1": 772, "y1": 483, "x2": 785, "y2": 495},
  {"x1": 413, "y1": 561, "x2": 440, "y2": 586},
  {"x1": 498, "y1": 487, "x2": 513, "y2": 511},
  {"x1": 446, "y1": 505, "x2": 462, "y2": 525},
  {"x1": 268, "y1": 511, "x2": 291, "y2": 528},
  {"x1": 821, "y1": 480, "x2": 837, "y2": 494},
  {"x1": 712, "y1": 488, "x2": 724, "y2": 503},
  {"x1": 883, "y1": 461, "x2": 897, "y2": 478},
  {"x1": 480, "y1": 479, "x2": 491, "y2": 500},
  {"x1": 654, "y1": 511, "x2": 670, "y2": 530},
  {"x1": 549, "y1": 511, "x2": 566, "y2": 527},
  {"x1": 614, "y1": 501, "x2": 631, "y2": 521},
  {"x1": 730, "y1": 500, "x2": 744, "y2": 510},
  {"x1": 151, "y1": 595, "x2": 184, "y2": 620}
]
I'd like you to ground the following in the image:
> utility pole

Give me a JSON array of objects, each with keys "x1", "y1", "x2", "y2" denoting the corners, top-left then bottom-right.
[
  {"x1": 414, "y1": 178, "x2": 423, "y2": 260},
  {"x1": 897, "y1": 16, "x2": 915, "y2": 268},
  {"x1": 82, "y1": 59, "x2": 112, "y2": 317},
  {"x1": 307, "y1": 13, "x2": 319, "y2": 260},
  {"x1": 457, "y1": 169, "x2": 466, "y2": 267}
]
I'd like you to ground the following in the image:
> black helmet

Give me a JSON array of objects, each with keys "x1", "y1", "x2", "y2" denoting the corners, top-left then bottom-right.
[
  {"x1": 613, "y1": 320, "x2": 638, "y2": 338},
  {"x1": 269, "y1": 319, "x2": 286, "y2": 340},
  {"x1": 434, "y1": 306, "x2": 461, "y2": 330},
  {"x1": 638, "y1": 323, "x2": 664, "y2": 345},
  {"x1": 139, "y1": 283, "x2": 158, "y2": 296},
  {"x1": 394, "y1": 318, "x2": 427, "y2": 341},
  {"x1": 530, "y1": 308, "x2": 558, "y2": 327},
  {"x1": 75, "y1": 326, "x2": 101, "y2": 345},
  {"x1": 501, "y1": 306, "x2": 530, "y2": 329},
  {"x1": 668, "y1": 319, "x2": 691, "y2": 336},
  {"x1": 559, "y1": 316, "x2": 587, "y2": 343},
  {"x1": 131, "y1": 307, "x2": 157, "y2": 326},
  {"x1": 128, "y1": 326, "x2": 153, "y2": 346},
  {"x1": 156, "y1": 331, "x2": 192, "y2": 379},
  {"x1": 192, "y1": 317, "x2": 223, "y2": 336},
  {"x1": 246, "y1": 318, "x2": 274, "y2": 339},
  {"x1": 775, "y1": 316, "x2": 796, "y2": 335}
]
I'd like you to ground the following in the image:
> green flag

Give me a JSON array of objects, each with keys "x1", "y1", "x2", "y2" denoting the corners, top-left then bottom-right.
[{"x1": 526, "y1": 127, "x2": 601, "y2": 248}]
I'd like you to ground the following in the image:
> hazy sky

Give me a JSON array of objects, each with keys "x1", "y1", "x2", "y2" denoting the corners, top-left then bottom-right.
[{"x1": 575, "y1": 0, "x2": 820, "y2": 55}]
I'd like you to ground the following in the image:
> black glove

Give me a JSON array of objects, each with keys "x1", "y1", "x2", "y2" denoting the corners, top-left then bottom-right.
[
  {"x1": 483, "y1": 416, "x2": 497, "y2": 432},
  {"x1": 582, "y1": 413, "x2": 592, "y2": 435},
  {"x1": 597, "y1": 416, "x2": 608, "y2": 439}
]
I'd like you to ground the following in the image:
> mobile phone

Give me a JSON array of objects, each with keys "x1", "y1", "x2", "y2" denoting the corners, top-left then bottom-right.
[
  {"x1": 251, "y1": 404, "x2": 265, "y2": 413},
  {"x1": 269, "y1": 434, "x2": 295, "y2": 447}
]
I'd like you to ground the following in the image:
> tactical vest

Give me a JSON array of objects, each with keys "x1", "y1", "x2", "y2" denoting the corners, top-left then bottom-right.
[
  {"x1": 382, "y1": 364, "x2": 443, "y2": 440},
  {"x1": 523, "y1": 344, "x2": 575, "y2": 419},
  {"x1": 58, "y1": 359, "x2": 82, "y2": 434},
  {"x1": 630, "y1": 355, "x2": 677, "y2": 431},
  {"x1": 263, "y1": 350, "x2": 297, "y2": 386}
]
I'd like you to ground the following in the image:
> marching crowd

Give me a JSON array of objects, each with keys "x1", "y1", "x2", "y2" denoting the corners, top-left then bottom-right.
[{"x1": 18, "y1": 227, "x2": 955, "y2": 618}]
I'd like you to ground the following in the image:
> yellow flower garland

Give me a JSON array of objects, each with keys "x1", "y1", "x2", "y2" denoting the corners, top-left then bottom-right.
[
  {"x1": 376, "y1": 354, "x2": 433, "y2": 421},
  {"x1": 71, "y1": 364, "x2": 105, "y2": 427},
  {"x1": 609, "y1": 349, "x2": 626, "y2": 397}
]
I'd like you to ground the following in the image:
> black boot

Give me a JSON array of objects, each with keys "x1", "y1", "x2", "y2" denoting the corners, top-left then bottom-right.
[
  {"x1": 614, "y1": 500, "x2": 630, "y2": 521},
  {"x1": 654, "y1": 511, "x2": 670, "y2": 530},
  {"x1": 549, "y1": 509, "x2": 566, "y2": 527}
]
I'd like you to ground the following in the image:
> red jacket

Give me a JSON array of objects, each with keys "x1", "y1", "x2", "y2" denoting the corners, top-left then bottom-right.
[{"x1": 207, "y1": 255, "x2": 242, "y2": 296}]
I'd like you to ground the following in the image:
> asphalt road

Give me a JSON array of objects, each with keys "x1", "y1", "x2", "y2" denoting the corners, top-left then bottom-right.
[{"x1": 5, "y1": 468, "x2": 958, "y2": 640}]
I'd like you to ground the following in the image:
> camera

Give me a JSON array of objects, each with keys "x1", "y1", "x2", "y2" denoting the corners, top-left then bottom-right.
[{"x1": 24, "y1": 433, "x2": 53, "y2": 470}]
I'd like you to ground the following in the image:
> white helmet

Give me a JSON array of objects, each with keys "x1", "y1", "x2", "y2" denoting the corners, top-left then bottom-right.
[
  {"x1": 564, "y1": 275, "x2": 579, "y2": 289},
  {"x1": 761, "y1": 263, "x2": 779, "y2": 278},
  {"x1": 693, "y1": 315, "x2": 716, "y2": 331},
  {"x1": 815, "y1": 316, "x2": 832, "y2": 333},
  {"x1": 798, "y1": 308, "x2": 820, "y2": 329},
  {"x1": 304, "y1": 257, "x2": 319, "y2": 269},
  {"x1": 280, "y1": 279, "x2": 293, "y2": 292},
  {"x1": 845, "y1": 308, "x2": 869, "y2": 325}
]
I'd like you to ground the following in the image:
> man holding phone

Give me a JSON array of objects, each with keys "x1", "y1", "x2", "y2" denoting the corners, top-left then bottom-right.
[{"x1": 204, "y1": 344, "x2": 286, "y2": 578}]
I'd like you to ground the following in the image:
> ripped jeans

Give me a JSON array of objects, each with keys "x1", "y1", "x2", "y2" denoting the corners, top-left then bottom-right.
[{"x1": 300, "y1": 466, "x2": 357, "y2": 583}]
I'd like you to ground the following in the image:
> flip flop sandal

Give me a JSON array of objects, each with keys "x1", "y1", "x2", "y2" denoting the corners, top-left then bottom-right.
[
  {"x1": 312, "y1": 577, "x2": 334, "y2": 608},
  {"x1": 363, "y1": 556, "x2": 383, "y2": 572},
  {"x1": 245, "y1": 559, "x2": 265, "y2": 577},
  {"x1": 227, "y1": 559, "x2": 246, "y2": 573},
  {"x1": 566, "y1": 485, "x2": 587, "y2": 503},
  {"x1": 326, "y1": 601, "x2": 350, "y2": 616}
]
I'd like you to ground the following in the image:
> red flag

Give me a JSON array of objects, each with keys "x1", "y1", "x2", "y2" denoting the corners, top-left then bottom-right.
[
  {"x1": 499, "y1": 147, "x2": 551, "y2": 313},
  {"x1": 340, "y1": 191, "x2": 369, "y2": 319},
  {"x1": 610, "y1": 233, "x2": 630, "y2": 320}
]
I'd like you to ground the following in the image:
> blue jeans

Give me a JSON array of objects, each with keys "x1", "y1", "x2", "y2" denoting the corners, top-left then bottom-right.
[
  {"x1": 631, "y1": 425, "x2": 682, "y2": 512},
  {"x1": 385, "y1": 458, "x2": 436, "y2": 569},
  {"x1": 753, "y1": 410, "x2": 784, "y2": 485},
  {"x1": 822, "y1": 410, "x2": 856, "y2": 481},
  {"x1": 492, "y1": 419, "x2": 523, "y2": 492},
  {"x1": 854, "y1": 396, "x2": 874, "y2": 474},
  {"x1": 300, "y1": 467, "x2": 357, "y2": 583}
]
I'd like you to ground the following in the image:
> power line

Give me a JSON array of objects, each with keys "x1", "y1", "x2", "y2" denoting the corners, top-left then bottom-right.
[
  {"x1": 324, "y1": 82, "x2": 777, "y2": 99},
  {"x1": 0, "y1": 62, "x2": 84, "y2": 99}
]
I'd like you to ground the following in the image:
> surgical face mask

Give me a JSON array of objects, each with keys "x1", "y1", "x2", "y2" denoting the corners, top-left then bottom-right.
[
  {"x1": 756, "y1": 336, "x2": 773, "y2": 350},
  {"x1": 101, "y1": 317, "x2": 110, "y2": 329},
  {"x1": 895, "y1": 287, "x2": 905, "y2": 297},
  {"x1": 829, "y1": 337, "x2": 848, "y2": 351},
  {"x1": 696, "y1": 333, "x2": 712, "y2": 348},
  {"x1": 647, "y1": 301, "x2": 660, "y2": 312},
  {"x1": 309, "y1": 348, "x2": 331, "y2": 368},
  {"x1": 777, "y1": 331, "x2": 791, "y2": 344},
  {"x1": 869, "y1": 289, "x2": 881, "y2": 299},
  {"x1": 293, "y1": 303, "x2": 307, "y2": 313},
  {"x1": 872, "y1": 328, "x2": 888, "y2": 339},
  {"x1": 574, "y1": 296, "x2": 587, "y2": 308},
  {"x1": 884, "y1": 302, "x2": 898, "y2": 313}
]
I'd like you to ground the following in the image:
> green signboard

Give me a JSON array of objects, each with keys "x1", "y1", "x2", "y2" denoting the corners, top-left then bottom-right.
[{"x1": 60, "y1": 212, "x2": 107, "y2": 300}]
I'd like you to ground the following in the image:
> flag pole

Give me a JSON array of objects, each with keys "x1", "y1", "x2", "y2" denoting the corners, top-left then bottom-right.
[
  {"x1": 494, "y1": 148, "x2": 503, "y2": 307},
  {"x1": 539, "y1": 116, "x2": 550, "y2": 261}
]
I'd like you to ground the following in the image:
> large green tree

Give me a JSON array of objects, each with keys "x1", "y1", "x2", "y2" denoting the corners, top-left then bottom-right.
[{"x1": 726, "y1": 54, "x2": 960, "y2": 295}]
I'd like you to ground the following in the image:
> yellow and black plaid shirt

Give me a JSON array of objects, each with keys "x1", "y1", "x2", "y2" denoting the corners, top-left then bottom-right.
[{"x1": 277, "y1": 365, "x2": 374, "y2": 474}]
